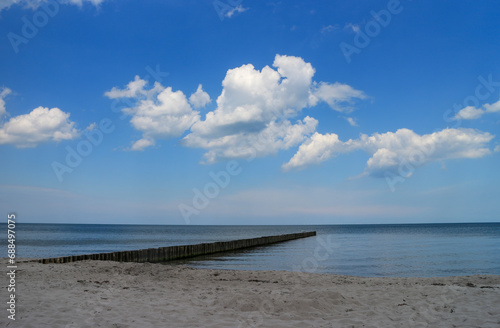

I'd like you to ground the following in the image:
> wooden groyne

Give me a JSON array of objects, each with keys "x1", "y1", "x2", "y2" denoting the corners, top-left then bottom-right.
[{"x1": 38, "y1": 231, "x2": 316, "y2": 264}]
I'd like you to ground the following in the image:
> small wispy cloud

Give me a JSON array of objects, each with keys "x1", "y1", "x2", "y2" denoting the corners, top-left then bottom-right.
[
  {"x1": 344, "y1": 23, "x2": 360, "y2": 33},
  {"x1": 345, "y1": 117, "x2": 358, "y2": 126},
  {"x1": 85, "y1": 122, "x2": 97, "y2": 131},
  {"x1": 225, "y1": 5, "x2": 247, "y2": 18},
  {"x1": 321, "y1": 24, "x2": 339, "y2": 34}
]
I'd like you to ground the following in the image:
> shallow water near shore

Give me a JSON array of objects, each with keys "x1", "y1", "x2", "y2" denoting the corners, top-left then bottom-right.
[{"x1": 8, "y1": 222, "x2": 500, "y2": 277}]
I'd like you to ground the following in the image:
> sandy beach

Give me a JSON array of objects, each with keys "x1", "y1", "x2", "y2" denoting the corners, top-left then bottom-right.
[{"x1": 2, "y1": 260, "x2": 499, "y2": 327}]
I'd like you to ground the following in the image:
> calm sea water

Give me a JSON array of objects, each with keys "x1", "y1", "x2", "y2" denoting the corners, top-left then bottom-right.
[{"x1": 5, "y1": 223, "x2": 500, "y2": 277}]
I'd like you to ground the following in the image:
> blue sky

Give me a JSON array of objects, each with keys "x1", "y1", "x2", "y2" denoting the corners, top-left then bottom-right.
[{"x1": 0, "y1": 0, "x2": 499, "y2": 225}]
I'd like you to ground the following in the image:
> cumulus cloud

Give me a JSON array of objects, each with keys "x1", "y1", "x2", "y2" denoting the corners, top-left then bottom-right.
[
  {"x1": 187, "y1": 117, "x2": 318, "y2": 163},
  {"x1": 283, "y1": 132, "x2": 344, "y2": 171},
  {"x1": 0, "y1": 106, "x2": 79, "y2": 148},
  {"x1": 283, "y1": 128, "x2": 494, "y2": 177},
  {"x1": 357, "y1": 128, "x2": 493, "y2": 177},
  {"x1": 0, "y1": 0, "x2": 107, "y2": 12},
  {"x1": 453, "y1": 99, "x2": 500, "y2": 120},
  {"x1": 105, "y1": 77, "x2": 199, "y2": 151},
  {"x1": 182, "y1": 54, "x2": 365, "y2": 162},
  {"x1": 189, "y1": 84, "x2": 211, "y2": 109},
  {"x1": 106, "y1": 55, "x2": 364, "y2": 157}
]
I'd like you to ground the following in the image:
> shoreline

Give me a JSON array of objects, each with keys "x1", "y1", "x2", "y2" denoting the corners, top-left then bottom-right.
[{"x1": 3, "y1": 260, "x2": 500, "y2": 327}]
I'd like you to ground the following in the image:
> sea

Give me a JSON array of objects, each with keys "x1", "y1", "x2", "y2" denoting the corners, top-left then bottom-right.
[{"x1": 5, "y1": 223, "x2": 500, "y2": 277}]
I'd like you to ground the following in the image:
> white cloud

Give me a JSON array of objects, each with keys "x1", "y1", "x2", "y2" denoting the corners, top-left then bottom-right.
[
  {"x1": 225, "y1": 5, "x2": 247, "y2": 18},
  {"x1": 284, "y1": 128, "x2": 494, "y2": 177},
  {"x1": 346, "y1": 117, "x2": 358, "y2": 126},
  {"x1": 0, "y1": 0, "x2": 27, "y2": 11},
  {"x1": 310, "y1": 82, "x2": 366, "y2": 112},
  {"x1": 66, "y1": 0, "x2": 106, "y2": 6},
  {"x1": 344, "y1": 23, "x2": 361, "y2": 33},
  {"x1": 130, "y1": 138, "x2": 155, "y2": 151},
  {"x1": 105, "y1": 78, "x2": 199, "y2": 151},
  {"x1": 484, "y1": 99, "x2": 500, "y2": 113},
  {"x1": 0, "y1": 106, "x2": 79, "y2": 148},
  {"x1": 495, "y1": 145, "x2": 500, "y2": 152},
  {"x1": 453, "y1": 106, "x2": 484, "y2": 120},
  {"x1": 0, "y1": 0, "x2": 106, "y2": 12},
  {"x1": 189, "y1": 58, "x2": 309, "y2": 137},
  {"x1": 106, "y1": 55, "x2": 364, "y2": 157},
  {"x1": 352, "y1": 128, "x2": 493, "y2": 177},
  {"x1": 189, "y1": 84, "x2": 211, "y2": 109},
  {"x1": 453, "y1": 99, "x2": 500, "y2": 120},
  {"x1": 321, "y1": 25, "x2": 339, "y2": 34},
  {"x1": 186, "y1": 117, "x2": 318, "y2": 163},
  {"x1": 0, "y1": 87, "x2": 12, "y2": 117},
  {"x1": 128, "y1": 88, "x2": 198, "y2": 137},
  {"x1": 283, "y1": 132, "x2": 344, "y2": 171},
  {"x1": 85, "y1": 122, "x2": 97, "y2": 131},
  {"x1": 104, "y1": 75, "x2": 149, "y2": 99},
  {"x1": 182, "y1": 54, "x2": 365, "y2": 162}
]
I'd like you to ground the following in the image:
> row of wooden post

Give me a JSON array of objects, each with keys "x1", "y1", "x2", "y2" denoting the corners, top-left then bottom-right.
[{"x1": 38, "y1": 231, "x2": 316, "y2": 264}]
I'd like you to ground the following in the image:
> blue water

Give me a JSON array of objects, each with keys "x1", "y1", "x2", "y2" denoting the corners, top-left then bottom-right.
[{"x1": 4, "y1": 223, "x2": 500, "y2": 277}]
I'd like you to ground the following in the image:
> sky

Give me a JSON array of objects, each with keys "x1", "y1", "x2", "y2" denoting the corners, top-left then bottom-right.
[{"x1": 0, "y1": 0, "x2": 499, "y2": 225}]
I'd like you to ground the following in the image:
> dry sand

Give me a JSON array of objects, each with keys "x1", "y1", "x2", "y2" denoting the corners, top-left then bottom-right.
[{"x1": 3, "y1": 260, "x2": 500, "y2": 327}]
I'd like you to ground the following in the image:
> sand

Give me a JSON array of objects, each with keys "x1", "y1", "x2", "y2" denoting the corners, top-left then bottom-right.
[{"x1": 2, "y1": 260, "x2": 500, "y2": 327}]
